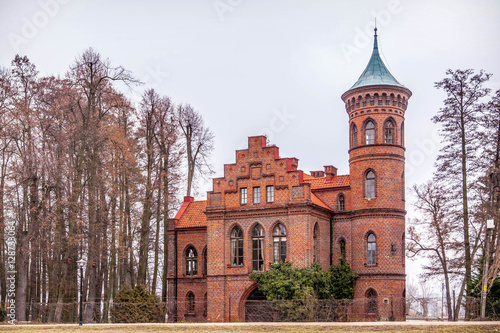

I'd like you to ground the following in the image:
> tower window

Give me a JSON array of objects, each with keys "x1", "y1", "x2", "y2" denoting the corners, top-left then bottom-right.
[
  {"x1": 185, "y1": 246, "x2": 198, "y2": 276},
  {"x1": 313, "y1": 223, "x2": 320, "y2": 263},
  {"x1": 273, "y1": 223, "x2": 287, "y2": 263},
  {"x1": 365, "y1": 121, "x2": 375, "y2": 144},
  {"x1": 401, "y1": 172, "x2": 405, "y2": 201},
  {"x1": 365, "y1": 170, "x2": 376, "y2": 199},
  {"x1": 401, "y1": 121, "x2": 405, "y2": 145},
  {"x1": 253, "y1": 187, "x2": 260, "y2": 204},
  {"x1": 230, "y1": 226, "x2": 243, "y2": 265},
  {"x1": 337, "y1": 194, "x2": 345, "y2": 211},
  {"x1": 351, "y1": 123, "x2": 358, "y2": 148},
  {"x1": 367, "y1": 233, "x2": 376, "y2": 265},
  {"x1": 402, "y1": 233, "x2": 405, "y2": 264},
  {"x1": 384, "y1": 120, "x2": 395, "y2": 144},
  {"x1": 252, "y1": 224, "x2": 264, "y2": 272}
]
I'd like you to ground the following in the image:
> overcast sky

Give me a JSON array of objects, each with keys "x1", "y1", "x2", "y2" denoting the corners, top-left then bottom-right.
[{"x1": 1, "y1": 0, "x2": 500, "y2": 283}]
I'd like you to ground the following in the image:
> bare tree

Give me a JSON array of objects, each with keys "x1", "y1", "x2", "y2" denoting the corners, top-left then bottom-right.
[
  {"x1": 67, "y1": 48, "x2": 138, "y2": 323},
  {"x1": 154, "y1": 96, "x2": 182, "y2": 301},
  {"x1": 407, "y1": 182, "x2": 455, "y2": 320},
  {"x1": 136, "y1": 89, "x2": 159, "y2": 286},
  {"x1": 478, "y1": 90, "x2": 500, "y2": 291},
  {"x1": 433, "y1": 69, "x2": 491, "y2": 319},
  {"x1": 10, "y1": 55, "x2": 40, "y2": 322},
  {"x1": 0, "y1": 66, "x2": 14, "y2": 304},
  {"x1": 177, "y1": 104, "x2": 214, "y2": 197},
  {"x1": 0, "y1": 50, "x2": 206, "y2": 323}
]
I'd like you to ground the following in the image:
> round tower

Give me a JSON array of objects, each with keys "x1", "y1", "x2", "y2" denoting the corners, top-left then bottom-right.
[{"x1": 341, "y1": 28, "x2": 411, "y2": 320}]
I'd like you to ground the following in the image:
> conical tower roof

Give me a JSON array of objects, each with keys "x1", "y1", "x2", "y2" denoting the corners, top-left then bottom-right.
[{"x1": 348, "y1": 28, "x2": 407, "y2": 91}]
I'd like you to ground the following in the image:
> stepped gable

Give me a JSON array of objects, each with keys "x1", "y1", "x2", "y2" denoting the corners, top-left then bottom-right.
[{"x1": 207, "y1": 135, "x2": 314, "y2": 208}]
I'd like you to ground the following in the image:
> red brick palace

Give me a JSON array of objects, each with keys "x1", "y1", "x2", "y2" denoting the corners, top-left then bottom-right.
[{"x1": 167, "y1": 28, "x2": 411, "y2": 322}]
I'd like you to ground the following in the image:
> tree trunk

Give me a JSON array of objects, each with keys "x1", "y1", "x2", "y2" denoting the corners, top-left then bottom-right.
[
  {"x1": 460, "y1": 108, "x2": 472, "y2": 319},
  {"x1": 162, "y1": 155, "x2": 170, "y2": 303}
]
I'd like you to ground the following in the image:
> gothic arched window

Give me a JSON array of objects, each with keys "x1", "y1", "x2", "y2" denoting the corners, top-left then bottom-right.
[
  {"x1": 313, "y1": 223, "x2": 320, "y2": 263},
  {"x1": 203, "y1": 247, "x2": 207, "y2": 276},
  {"x1": 252, "y1": 224, "x2": 264, "y2": 272},
  {"x1": 185, "y1": 246, "x2": 198, "y2": 276},
  {"x1": 401, "y1": 172, "x2": 405, "y2": 201},
  {"x1": 187, "y1": 291, "x2": 195, "y2": 314},
  {"x1": 351, "y1": 123, "x2": 358, "y2": 148},
  {"x1": 203, "y1": 292, "x2": 208, "y2": 317},
  {"x1": 339, "y1": 238, "x2": 346, "y2": 260},
  {"x1": 367, "y1": 233, "x2": 376, "y2": 265},
  {"x1": 337, "y1": 194, "x2": 345, "y2": 211},
  {"x1": 384, "y1": 120, "x2": 395, "y2": 144},
  {"x1": 230, "y1": 226, "x2": 243, "y2": 266},
  {"x1": 273, "y1": 224, "x2": 287, "y2": 263},
  {"x1": 402, "y1": 233, "x2": 405, "y2": 263},
  {"x1": 366, "y1": 288, "x2": 377, "y2": 315},
  {"x1": 365, "y1": 121, "x2": 375, "y2": 144},
  {"x1": 365, "y1": 170, "x2": 376, "y2": 199},
  {"x1": 401, "y1": 121, "x2": 405, "y2": 145}
]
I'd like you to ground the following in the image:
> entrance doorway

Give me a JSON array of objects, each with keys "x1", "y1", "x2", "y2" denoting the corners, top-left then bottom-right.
[{"x1": 244, "y1": 288, "x2": 273, "y2": 322}]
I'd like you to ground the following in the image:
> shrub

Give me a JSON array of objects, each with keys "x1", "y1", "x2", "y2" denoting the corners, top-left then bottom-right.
[{"x1": 111, "y1": 285, "x2": 164, "y2": 323}]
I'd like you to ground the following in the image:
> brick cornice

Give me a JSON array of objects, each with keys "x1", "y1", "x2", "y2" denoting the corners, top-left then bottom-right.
[
  {"x1": 357, "y1": 273, "x2": 406, "y2": 279},
  {"x1": 341, "y1": 208, "x2": 406, "y2": 219},
  {"x1": 349, "y1": 151, "x2": 405, "y2": 163},
  {"x1": 205, "y1": 202, "x2": 332, "y2": 220}
]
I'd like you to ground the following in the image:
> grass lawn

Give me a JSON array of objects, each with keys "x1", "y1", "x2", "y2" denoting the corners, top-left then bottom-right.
[{"x1": 0, "y1": 323, "x2": 499, "y2": 333}]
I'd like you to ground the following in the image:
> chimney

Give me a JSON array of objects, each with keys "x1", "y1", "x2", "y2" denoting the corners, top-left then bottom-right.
[
  {"x1": 324, "y1": 165, "x2": 337, "y2": 181},
  {"x1": 310, "y1": 171, "x2": 325, "y2": 178}
]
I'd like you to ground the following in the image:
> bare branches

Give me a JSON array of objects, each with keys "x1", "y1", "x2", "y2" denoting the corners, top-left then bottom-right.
[{"x1": 177, "y1": 104, "x2": 214, "y2": 197}]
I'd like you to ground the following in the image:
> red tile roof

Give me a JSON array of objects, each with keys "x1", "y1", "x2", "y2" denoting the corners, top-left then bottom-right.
[
  {"x1": 175, "y1": 200, "x2": 207, "y2": 229},
  {"x1": 311, "y1": 193, "x2": 332, "y2": 210},
  {"x1": 303, "y1": 174, "x2": 350, "y2": 189}
]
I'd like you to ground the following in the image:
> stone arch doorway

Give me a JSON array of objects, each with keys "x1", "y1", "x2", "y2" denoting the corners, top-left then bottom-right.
[{"x1": 243, "y1": 287, "x2": 273, "y2": 322}]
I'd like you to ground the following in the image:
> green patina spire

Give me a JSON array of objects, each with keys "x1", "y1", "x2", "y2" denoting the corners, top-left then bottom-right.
[{"x1": 349, "y1": 28, "x2": 406, "y2": 90}]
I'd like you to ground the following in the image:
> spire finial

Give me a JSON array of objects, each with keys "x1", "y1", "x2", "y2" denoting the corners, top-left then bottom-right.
[{"x1": 373, "y1": 24, "x2": 378, "y2": 50}]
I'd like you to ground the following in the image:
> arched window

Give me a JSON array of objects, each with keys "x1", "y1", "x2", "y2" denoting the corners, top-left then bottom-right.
[
  {"x1": 187, "y1": 291, "x2": 195, "y2": 314},
  {"x1": 401, "y1": 121, "x2": 404, "y2": 145},
  {"x1": 367, "y1": 233, "x2": 376, "y2": 265},
  {"x1": 384, "y1": 120, "x2": 395, "y2": 144},
  {"x1": 366, "y1": 289, "x2": 377, "y2": 315},
  {"x1": 252, "y1": 224, "x2": 264, "y2": 272},
  {"x1": 185, "y1": 246, "x2": 198, "y2": 276},
  {"x1": 203, "y1": 247, "x2": 207, "y2": 276},
  {"x1": 351, "y1": 123, "x2": 358, "y2": 148},
  {"x1": 230, "y1": 226, "x2": 243, "y2": 266},
  {"x1": 401, "y1": 172, "x2": 405, "y2": 201},
  {"x1": 402, "y1": 233, "x2": 405, "y2": 263},
  {"x1": 203, "y1": 293, "x2": 208, "y2": 317},
  {"x1": 273, "y1": 224, "x2": 287, "y2": 263},
  {"x1": 365, "y1": 121, "x2": 375, "y2": 144},
  {"x1": 339, "y1": 238, "x2": 346, "y2": 260},
  {"x1": 313, "y1": 223, "x2": 320, "y2": 263},
  {"x1": 365, "y1": 170, "x2": 376, "y2": 199},
  {"x1": 402, "y1": 289, "x2": 406, "y2": 316},
  {"x1": 337, "y1": 194, "x2": 345, "y2": 211}
]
